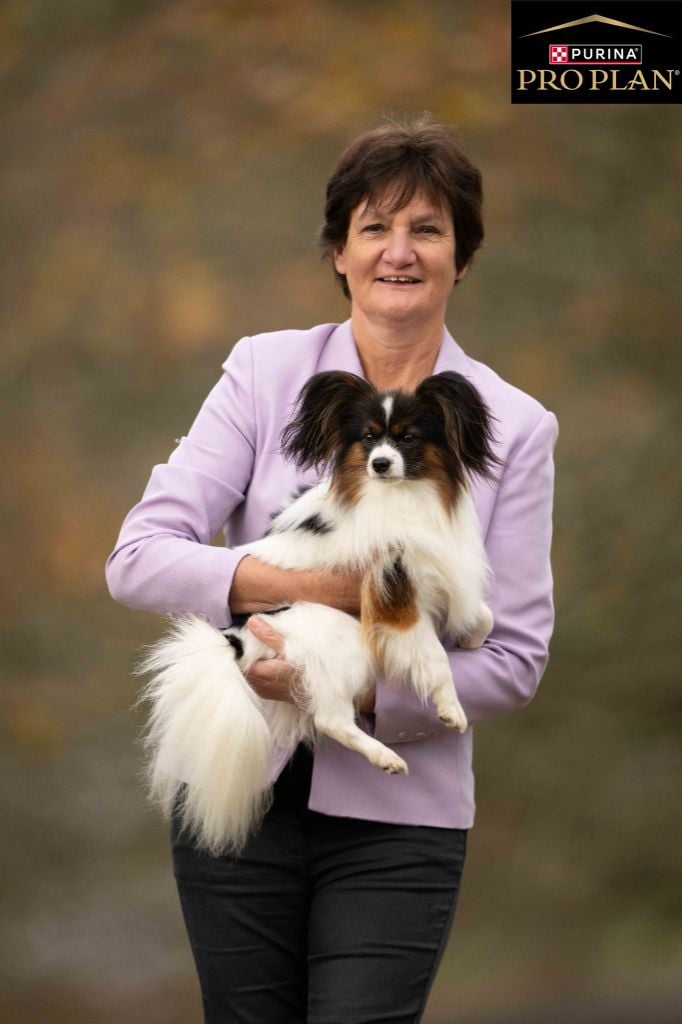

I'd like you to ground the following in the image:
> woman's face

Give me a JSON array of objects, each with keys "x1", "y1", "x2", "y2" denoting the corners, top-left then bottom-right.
[{"x1": 333, "y1": 191, "x2": 464, "y2": 331}]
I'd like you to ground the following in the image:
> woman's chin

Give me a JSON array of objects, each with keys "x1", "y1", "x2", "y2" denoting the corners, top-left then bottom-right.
[
  {"x1": 358, "y1": 291, "x2": 425, "y2": 322},
  {"x1": 371, "y1": 300, "x2": 433, "y2": 327}
]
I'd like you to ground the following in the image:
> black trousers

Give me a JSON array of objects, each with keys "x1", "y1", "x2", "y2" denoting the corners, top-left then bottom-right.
[{"x1": 171, "y1": 748, "x2": 467, "y2": 1024}]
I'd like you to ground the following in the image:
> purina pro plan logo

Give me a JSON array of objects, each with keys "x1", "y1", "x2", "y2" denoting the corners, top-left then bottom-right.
[{"x1": 511, "y1": 2, "x2": 681, "y2": 103}]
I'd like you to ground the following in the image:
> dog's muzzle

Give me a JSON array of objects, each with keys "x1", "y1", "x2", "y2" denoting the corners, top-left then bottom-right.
[{"x1": 367, "y1": 444, "x2": 404, "y2": 480}]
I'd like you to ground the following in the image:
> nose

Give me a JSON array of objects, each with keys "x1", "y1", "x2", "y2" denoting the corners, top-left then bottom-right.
[
  {"x1": 372, "y1": 457, "x2": 391, "y2": 474},
  {"x1": 383, "y1": 229, "x2": 415, "y2": 267}
]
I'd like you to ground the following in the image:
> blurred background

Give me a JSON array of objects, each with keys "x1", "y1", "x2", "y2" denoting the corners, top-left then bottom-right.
[{"x1": 1, "y1": 1, "x2": 680, "y2": 1022}]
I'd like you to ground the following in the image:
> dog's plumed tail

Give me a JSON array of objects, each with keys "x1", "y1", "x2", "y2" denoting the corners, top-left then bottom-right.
[{"x1": 136, "y1": 616, "x2": 273, "y2": 856}]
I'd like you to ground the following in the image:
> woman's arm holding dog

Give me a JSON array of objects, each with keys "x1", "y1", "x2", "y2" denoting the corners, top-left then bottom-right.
[{"x1": 450, "y1": 410, "x2": 558, "y2": 723}]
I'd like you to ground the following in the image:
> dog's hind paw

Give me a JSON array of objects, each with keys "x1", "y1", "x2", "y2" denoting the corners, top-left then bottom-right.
[{"x1": 371, "y1": 748, "x2": 409, "y2": 775}]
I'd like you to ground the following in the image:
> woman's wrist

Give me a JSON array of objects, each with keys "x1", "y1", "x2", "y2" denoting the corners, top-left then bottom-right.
[
  {"x1": 229, "y1": 556, "x2": 361, "y2": 616},
  {"x1": 298, "y1": 569, "x2": 362, "y2": 614},
  {"x1": 229, "y1": 556, "x2": 292, "y2": 614}
]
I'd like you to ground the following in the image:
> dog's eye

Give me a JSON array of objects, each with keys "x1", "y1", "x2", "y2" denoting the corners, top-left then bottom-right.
[
  {"x1": 401, "y1": 432, "x2": 416, "y2": 445},
  {"x1": 364, "y1": 432, "x2": 376, "y2": 442}
]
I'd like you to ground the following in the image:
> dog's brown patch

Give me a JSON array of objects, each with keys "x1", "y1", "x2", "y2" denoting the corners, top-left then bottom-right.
[
  {"x1": 422, "y1": 444, "x2": 461, "y2": 515},
  {"x1": 388, "y1": 419, "x2": 417, "y2": 439},
  {"x1": 361, "y1": 557, "x2": 419, "y2": 659},
  {"x1": 331, "y1": 443, "x2": 367, "y2": 507}
]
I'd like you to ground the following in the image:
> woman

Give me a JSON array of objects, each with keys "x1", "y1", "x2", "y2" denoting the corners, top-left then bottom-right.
[{"x1": 107, "y1": 116, "x2": 558, "y2": 1024}]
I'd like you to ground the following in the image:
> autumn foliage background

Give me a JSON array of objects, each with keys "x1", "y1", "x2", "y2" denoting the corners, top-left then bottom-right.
[{"x1": 1, "y1": 2, "x2": 680, "y2": 1022}]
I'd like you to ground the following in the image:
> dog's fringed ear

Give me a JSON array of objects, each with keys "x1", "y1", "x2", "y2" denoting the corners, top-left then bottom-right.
[
  {"x1": 281, "y1": 371, "x2": 376, "y2": 471},
  {"x1": 416, "y1": 371, "x2": 501, "y2": 479}
]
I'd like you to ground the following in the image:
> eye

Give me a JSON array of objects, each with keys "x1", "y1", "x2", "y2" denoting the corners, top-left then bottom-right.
[
  {"x1": 362, "y1": 223, "x2": 385, "y2": 234},
  {"x1": 401, "y1": 432, "x2": 416, "y2": 445},
  {"x1": 416, "y1": 225, "x2": 439, "y2": 235},
  {"x1": 364, "y1": 432, "x2": 376, "y2": 442}
]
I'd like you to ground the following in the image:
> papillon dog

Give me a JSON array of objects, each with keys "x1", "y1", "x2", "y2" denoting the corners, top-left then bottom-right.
[{"x1": 139, "y1": 370, "x2": 498, "y2": 855}]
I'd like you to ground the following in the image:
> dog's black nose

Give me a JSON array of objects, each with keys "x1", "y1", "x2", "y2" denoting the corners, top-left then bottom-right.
[{"x1": 372, "y1": 457, "x2": 391, "y2": 474}]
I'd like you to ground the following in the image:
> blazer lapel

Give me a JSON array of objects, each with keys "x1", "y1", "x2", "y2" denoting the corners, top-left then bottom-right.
[
  {"x1": 315, "y1": 319, "x2": 365, "y2": 377},
  {"x1": 433, "y1": 326, "x2": 473, "y2": 377}
]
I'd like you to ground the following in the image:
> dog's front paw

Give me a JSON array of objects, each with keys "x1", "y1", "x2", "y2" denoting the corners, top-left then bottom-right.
[
  {"x1": 458, "y1": 630, "x2": 487, "y2": 651},
  {"x1": 436, "y1": 699, "x2": 468, "y2": 733},
  {"x1": 459, "y1": 605, "x2": 493, "y2": 650},
  {"x1": 371, "y1": 748, "x2": 409, "y2": 775}
]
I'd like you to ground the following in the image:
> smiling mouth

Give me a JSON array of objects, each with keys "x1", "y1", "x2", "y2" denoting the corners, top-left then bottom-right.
[{"x1": 376, "y1": 276, "x2": 421, "y2": 284}]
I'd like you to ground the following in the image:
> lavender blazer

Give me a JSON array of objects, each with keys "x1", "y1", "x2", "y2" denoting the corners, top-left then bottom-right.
[{"x1": 106, "y1": 320, "x2": 558, "y2": 830}]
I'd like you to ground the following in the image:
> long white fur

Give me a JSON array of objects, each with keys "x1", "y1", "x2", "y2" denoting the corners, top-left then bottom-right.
[{"x1": 138, "y1": 471, "x2": 492, "y2": 856}]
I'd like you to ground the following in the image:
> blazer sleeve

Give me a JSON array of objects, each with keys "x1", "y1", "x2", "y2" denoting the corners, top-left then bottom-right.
[
  {"x1": 105, "y1": 338, "x2": 256, "y2": 628},
  {"x1": 373, "y1": 409, "x2": 559, "y2": 742}
]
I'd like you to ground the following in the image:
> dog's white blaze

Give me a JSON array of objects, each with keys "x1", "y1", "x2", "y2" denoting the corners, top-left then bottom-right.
[{"x1": 382, "y1": 395, "x2": 394, "y2": 425}]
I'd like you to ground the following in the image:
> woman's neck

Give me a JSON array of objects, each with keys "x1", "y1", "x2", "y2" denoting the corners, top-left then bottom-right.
[{"x1": 351, "y1": 311, "x2": 444, "y2": 392}]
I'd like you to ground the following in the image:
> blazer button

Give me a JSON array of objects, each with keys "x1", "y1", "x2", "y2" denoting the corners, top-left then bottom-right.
[
  {"x1": 397, "y1": 731, "x2": 409, "y2": 740},
  {"x1": 416, "y1": 731, "x2": 428, "y2": 739}
]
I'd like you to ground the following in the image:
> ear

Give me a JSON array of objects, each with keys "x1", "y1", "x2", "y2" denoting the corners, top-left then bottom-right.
[
  {"x1": 416, "y1": 371, "x2": 500, "y2": 479},
  {"x1": 333, "y1": 245, "x2": 347, "y2": 276},
  {"x1": 281, "y1": 371, "x2": 375, "y2": 470},
  {"x1": 454, "y1": 262, "x2": 468, "y2": 283}
]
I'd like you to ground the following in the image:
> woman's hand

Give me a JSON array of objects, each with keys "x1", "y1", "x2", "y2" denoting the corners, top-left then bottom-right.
[
  {"x1": 245, "y1": 614, "x2": 375, "y2": 713},
  {"x1": 230, "y1": 556, "x2": 362, "y2": 615},
  {"x1": 245, "y1": 616, "x2": 302, "y2": 704}
]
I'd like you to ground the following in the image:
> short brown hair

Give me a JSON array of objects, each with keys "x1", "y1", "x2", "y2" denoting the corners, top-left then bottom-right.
[{"x1": 320, "y1": 114, "x2": 484, "y2": 299}]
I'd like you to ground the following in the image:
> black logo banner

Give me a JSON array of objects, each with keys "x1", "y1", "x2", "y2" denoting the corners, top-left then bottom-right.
[{"x1": 511, "y1": 1, "x2": 681, "y2": 103}]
